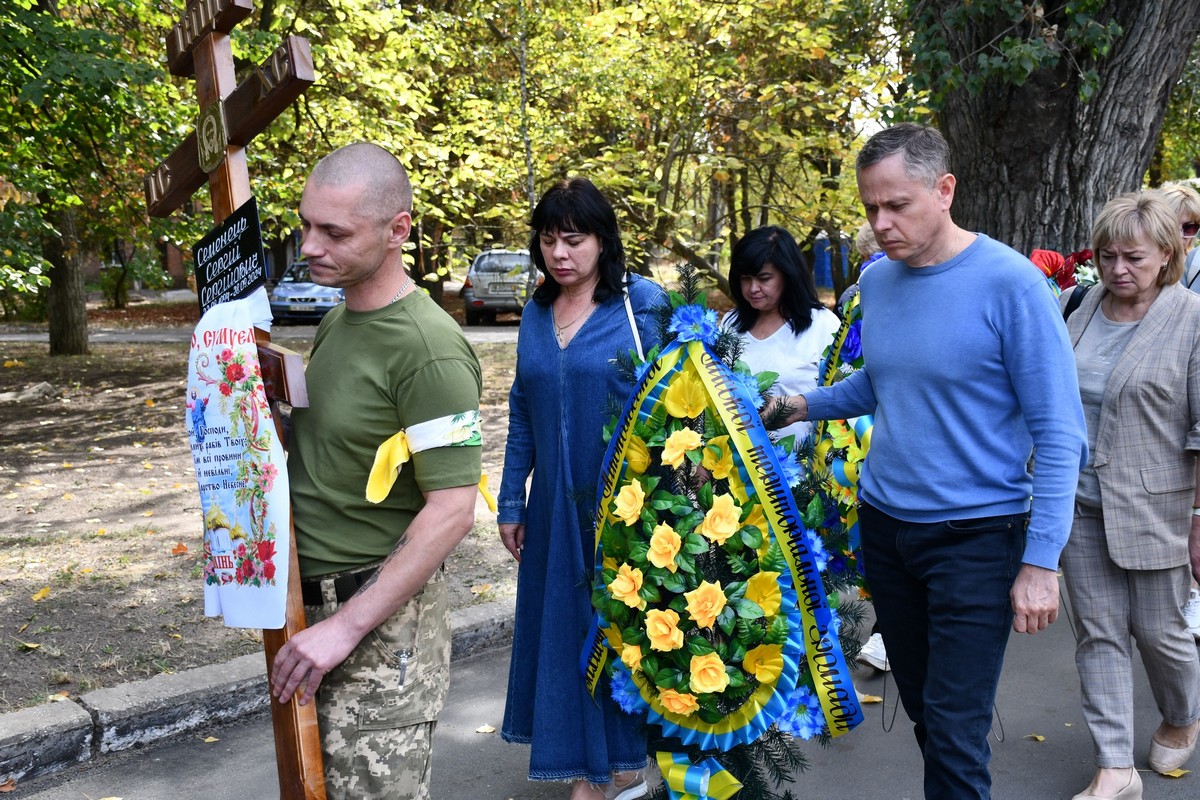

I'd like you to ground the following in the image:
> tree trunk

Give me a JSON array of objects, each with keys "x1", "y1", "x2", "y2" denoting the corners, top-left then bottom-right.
[
  {"x1": 934, "y1": 1, "x2": 1200, "y2": 256},
  {"x1": 41, "y1": 201, "x2": 89, "y2": 355}
]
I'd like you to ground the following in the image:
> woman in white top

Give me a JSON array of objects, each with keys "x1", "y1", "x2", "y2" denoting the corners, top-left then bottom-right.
[{"x1": 720, "y1": 225, "x2": 842, "y2": 446}]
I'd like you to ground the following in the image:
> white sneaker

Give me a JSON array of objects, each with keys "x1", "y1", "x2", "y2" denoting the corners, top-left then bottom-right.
[
  {"x1": 857, "y1": 632, "x2": 890, "y2": 671},
  {"x1": 1183, "y1": 589, "x2": 1200, "y2": 641}
]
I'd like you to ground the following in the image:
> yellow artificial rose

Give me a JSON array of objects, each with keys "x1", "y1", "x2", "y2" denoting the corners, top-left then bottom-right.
[
  {"x1": 684, "y1": 580, "x2": 727, "y2": 629},
  {"x1": 662, "y1": 428, "x2": 703, "y2": 468},
  {"x1": 745, "y1": 571, "x2": 783, "y2": 617},
  {"x1": 658, "y1": 688, "x2": 700, "y2": 717},
  {"x1": 645, "y1": 608, "x2": 684, "y2": 652},
  {"x1": 663, "y1": 368, "x2": 707, "y2": 419},
  {"x1": 608, "y1": 563, "x2": 646, "y2": 609},
  {"x1": 742, "y1": 644, "x2": 784, "y2": 684},
  {"x1": 627, "y1": 435, "x2": 651, "y2": 475},
  {"x1": 647, "y1": 523, "x2": 682, "y2": 572},
  {"x1": 689, "y1": 652, "x2": 730, "y2": 694},
  {"x1": 700, "y1": 493, "x2": 742, "y2": 545},
  {"x1": 701, "y1": 435, "x2": 734, "y2": 480},
  {"x1": 613, "y1": 480, "x2": 645, "y2": 526},
  {"x1": 621, "y1": 643, "x2": 644, "y2": 672}
]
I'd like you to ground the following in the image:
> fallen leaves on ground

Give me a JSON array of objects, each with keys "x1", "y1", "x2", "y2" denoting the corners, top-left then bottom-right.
[
  {"x1": 30, "y1": 586, "x2": 50, "y2": 602},
  {"x1": 475, "y1": 724, "x2": 496, "y2": 734},
  {"x1": 1023, "y1": 733, "x2": 1045, "y2": 742},
  {"x1": 171, "y1": 542, "x2": 188, "y2": 556}
]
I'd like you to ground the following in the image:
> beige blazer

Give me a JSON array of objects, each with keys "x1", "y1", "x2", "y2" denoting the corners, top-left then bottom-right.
[{"x1": 1062, "y1": 281, "x2": 1200, "y2": 570}]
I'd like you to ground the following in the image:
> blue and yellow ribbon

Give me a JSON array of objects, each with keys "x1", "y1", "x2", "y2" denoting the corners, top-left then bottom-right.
[{"x1": 656, "y1": 752, "x2": 742, "y2": 800}]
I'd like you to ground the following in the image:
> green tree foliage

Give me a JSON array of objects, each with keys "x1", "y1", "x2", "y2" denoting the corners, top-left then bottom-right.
[
  {"x1": 0, "y1": 0, "x2": 190, "y2": 348},
  {"x1": 10, "y1": 0, "x2": 1199, "y2": 347},
  {"x1": 1153, "y1": 35, "x2": 1200, "y2": 184}
]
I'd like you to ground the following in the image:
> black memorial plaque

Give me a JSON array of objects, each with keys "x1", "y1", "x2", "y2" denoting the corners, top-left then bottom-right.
[{"x1": 193, "y1": 196, "x2": 267, "y2": 314}]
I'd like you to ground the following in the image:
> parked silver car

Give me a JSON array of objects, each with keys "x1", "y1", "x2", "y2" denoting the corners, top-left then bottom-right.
[
  {"x1": 268, "y1": 261, "x2": 344, "y2": 324},
  {"x1": 461, "y1": 249, "x2": 539, "y2": 325}
]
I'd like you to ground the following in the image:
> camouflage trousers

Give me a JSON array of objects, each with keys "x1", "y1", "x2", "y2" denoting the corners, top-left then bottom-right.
[{"x1": 307, "y1": 569, "x2": 451, "y2": 800}]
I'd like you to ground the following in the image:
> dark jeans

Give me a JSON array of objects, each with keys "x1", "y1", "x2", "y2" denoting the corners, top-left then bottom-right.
[{"x1": 859, "y1": 502, "x2": 1028, "y2": 800}]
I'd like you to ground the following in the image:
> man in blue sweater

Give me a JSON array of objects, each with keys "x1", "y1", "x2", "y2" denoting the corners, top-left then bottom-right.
[{"x1": 779, "y1": 124, "x2": 1088, "y2": 799}]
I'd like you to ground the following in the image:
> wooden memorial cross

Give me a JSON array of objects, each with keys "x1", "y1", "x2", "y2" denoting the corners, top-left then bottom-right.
[{"x1": 143, "y1": 2, "x2": 324, "y2": 798}]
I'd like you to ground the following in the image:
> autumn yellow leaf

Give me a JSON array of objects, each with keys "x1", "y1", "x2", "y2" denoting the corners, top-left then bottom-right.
[
  {"x1": 80, "y1": 567, "x2": 93, "y2": 574},
  {"x1": 31, "y1": 586, "x2": 50, "y2": 602},
  {"x1": 95, "y1": 528, "x2": 107, "y2": 536},
  {"x1": 858, "y1": 693, "x2": 882, "y2": 704},
  {"x1": 470, "y1": 583, "x2": 492, "y2": 594},
  {"x1": 203, "y1": 736, "x2": 219, "y2": 743},
  {"x1": 0, "y1": 777, "x2": 16, "y2": 792},
  {"x1": 142, "y1": 511, "x2": 154, "y2": 517},
  {"x1": 3, "y1": 360, "x2": 24, "y2": 369},
  {"x1": 1023, "y1": 733, "x2": 1046, "y2": 742},
  {"x1": 145, "y1": 399, "x2": 156, "y2": 407},
  {"x1": 142, "y1": 462, "x2": 153, "y2": 470},
  {"x1": 16, "y1": 641, "x2": 40, "y2": 651},
  {"x1": 60, "y1": 462, "x2": 74, "y2": 469},
  {"x1": 172, "y1": 482, "x2": 184, "y2": 489},
  {"x1": 1162, "y1": 768, "x2": 1190, "y2": 778},
  {"x1": 61, "y1": 493, "x2": 75, "y2": 501},
  {"x1": 17, "y1": 623, "x2": 28, "y2": 633},
  {"x1": 171, "y1": 542, "x2": 188, "y2": 556},
  {"x1": 169, "y1": 633, "x2": 182, "y2": 639},
  {"x1": 475, "y1": 724, "x2": 496, "y2": 734}
]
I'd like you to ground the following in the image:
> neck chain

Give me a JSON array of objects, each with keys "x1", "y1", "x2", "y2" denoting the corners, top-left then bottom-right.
[
  {"x1": 389, "y1": 274, "x2": 413, "y2": 304},
  {"x1": 555, "y1": 297, "x2": 594, "y2": 334}
]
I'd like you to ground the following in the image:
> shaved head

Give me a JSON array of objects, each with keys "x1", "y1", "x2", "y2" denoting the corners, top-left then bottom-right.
[{"x1": 307, "y1": 142, "x2": 412, "y2": 222}]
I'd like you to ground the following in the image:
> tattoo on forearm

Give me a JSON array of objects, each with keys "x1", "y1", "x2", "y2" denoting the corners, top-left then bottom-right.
[{"x1": 352, "y1": 534, "x2": 409, "y2": 598}]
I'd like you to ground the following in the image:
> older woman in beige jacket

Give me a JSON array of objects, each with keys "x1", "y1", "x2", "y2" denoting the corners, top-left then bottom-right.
[{"x1": 1061, "y1": 192, "x2": 1200, "y2": 800}]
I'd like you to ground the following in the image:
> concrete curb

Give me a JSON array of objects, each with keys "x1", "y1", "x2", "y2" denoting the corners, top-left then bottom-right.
[{"x1": 0, "y1": 597, "x2": 514, "y2": 787}]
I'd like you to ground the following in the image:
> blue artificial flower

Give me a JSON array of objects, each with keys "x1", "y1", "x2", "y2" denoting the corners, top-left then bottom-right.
[
  {"x1": 842, "y1": 320, "x2": 862, "y2": 362},
  {"x1": 777, "y1": 685, "x2": 825, "y2": 740},
  {"x1": 773, "y1": 444, "x2": 803, "y2": 488},
  {"x1": 805, "y1": 529, "x2": 830, "y2": 573},
  {"x1": 668, "y1": 305, "x2": 720, "y2": 345},
  {"x1": 609, "y1": 665, "x2": 646, "y2": 715}
]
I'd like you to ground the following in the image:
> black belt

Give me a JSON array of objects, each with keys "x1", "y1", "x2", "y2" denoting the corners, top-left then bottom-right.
[{"x1": 301, "y1": 566, "x2": 378, "y2": 606}]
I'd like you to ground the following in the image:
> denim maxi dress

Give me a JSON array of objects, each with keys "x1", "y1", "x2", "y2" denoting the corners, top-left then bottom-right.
[{"x1": 498, "y1": 275, "x2": 665, "y2": 783}]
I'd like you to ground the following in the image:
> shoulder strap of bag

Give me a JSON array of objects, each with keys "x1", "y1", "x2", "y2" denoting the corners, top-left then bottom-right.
[
  {"x1": 1063, "y1": 284, "x2": 1090, "y2": 321},
  {"x1": 623, "y1": 284, "x2": 645, "y2": 361}
]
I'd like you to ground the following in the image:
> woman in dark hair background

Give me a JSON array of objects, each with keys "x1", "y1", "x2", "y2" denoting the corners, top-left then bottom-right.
[
  {"x1": 722, "y1": 225, "x2": 841, "y2": 446},
  {"x1": 497, "y1": 177, "x2": 666, "y2": 800}
]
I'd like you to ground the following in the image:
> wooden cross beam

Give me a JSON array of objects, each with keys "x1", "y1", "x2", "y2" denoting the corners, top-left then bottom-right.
[{"x1": 144, "y1": 2, "x2": 324, "y2": 798}]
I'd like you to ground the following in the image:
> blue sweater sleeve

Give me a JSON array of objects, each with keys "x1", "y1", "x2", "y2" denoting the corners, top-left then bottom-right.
[
  {"x1": 1004, "y1": 280, "x2": 1088, "y2": 569},
  {"x1": 802, "y1": 367, "x2": 878, "y2": 420}
]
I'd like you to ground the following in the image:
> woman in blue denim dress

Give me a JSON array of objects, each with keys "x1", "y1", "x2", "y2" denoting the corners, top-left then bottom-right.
[{"x1": 497, "y1": 177, "x2": 665, "y2": 800}]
